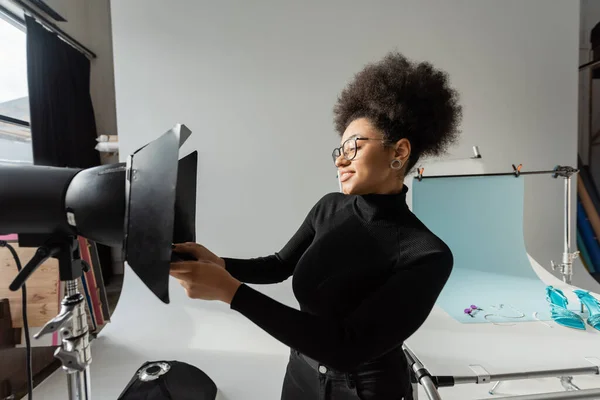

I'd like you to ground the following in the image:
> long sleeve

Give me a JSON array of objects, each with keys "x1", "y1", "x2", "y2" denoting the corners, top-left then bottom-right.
[
  {"x1": 229, "y1": 250, "x2": 453, "y2": 372},
  {"x1": 222, "y1": 198, "x2": 321, "y2": 284}
]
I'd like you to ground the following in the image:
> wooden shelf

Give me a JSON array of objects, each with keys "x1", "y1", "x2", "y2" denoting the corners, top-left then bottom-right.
[{"x1": 0, "y1": 245, "x2": 59, "y2": 329}]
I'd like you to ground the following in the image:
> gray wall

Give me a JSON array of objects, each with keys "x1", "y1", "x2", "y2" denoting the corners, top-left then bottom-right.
[{"x1": 110, "y1": 0, "x2": 594, "y2": 330}]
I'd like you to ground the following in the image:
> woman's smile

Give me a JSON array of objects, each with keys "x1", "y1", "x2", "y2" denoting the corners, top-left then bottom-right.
[{"x1": 339, "y1": 170, "x2": 355, "y2": 182}]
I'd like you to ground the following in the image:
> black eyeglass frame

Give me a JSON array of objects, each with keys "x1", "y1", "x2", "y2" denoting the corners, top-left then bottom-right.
[{"x1": 331, "y1": 137, "x2": 387, "y2": 163}]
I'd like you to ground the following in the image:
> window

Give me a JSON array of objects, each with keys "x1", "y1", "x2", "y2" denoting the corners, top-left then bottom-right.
[{"x1": 0, "y1": 16, "x2": 31, "y2": 164}]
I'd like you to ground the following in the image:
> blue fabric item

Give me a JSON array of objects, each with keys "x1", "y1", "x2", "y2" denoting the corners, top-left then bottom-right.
[
  {"x1": 576, "y1": 201, "x2": 600, "y2": 271},
  {"x1": 411, "y1": 175, "x2": 550, "y2": 324},
  {"x1": 573, "y1": 289, "x2": 600, "y2": 331},
  {"x1": 546, "y1": 286, "x2": 586, "y2": 330}
]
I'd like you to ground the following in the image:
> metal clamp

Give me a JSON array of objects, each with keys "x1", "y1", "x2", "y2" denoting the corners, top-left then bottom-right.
[
  {"x1": 552, "y1": 165, "x2": 579, "y2": 179},
  {"x1": 512, "y1": 164, "x2": 523, "y2": 177},
  {"x1": 35, "y1": 302, "x2": 75, "y2": 338},
  {"x1": 55, "y1": 347, "x2": 86, "y2": 372},
  {"x1": 468, "y1": 364, "x2": 491, "y2": 384},
  {"x1": 551, "y1": 254, "x2": 579, "y2": 281}
]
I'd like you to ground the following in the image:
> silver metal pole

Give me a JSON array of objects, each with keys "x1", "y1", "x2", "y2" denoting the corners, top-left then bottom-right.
[
  {"x1": 62, "y1": 280, "x2": 92, "y2": 400},
  {"x1": 475, "y1": 387, "x2": 600, "y2": 400},
  {"x1": 35, "y1": 279, "x2": 93, "y2": 400},
  {"x1": 420, "y1": 377, "x2": 443, "y2": 400},
  {"x1": 551, "y1": 168, "x2": 579, "y2": 286},
  {"x1": 565, "y1": 177, "x2": 570, "y2": 263},
  {"x1": 493, "y1": 367, "x2": 598, "y2": 382},
  {"x1": 403, "y1": 346, "x2": 443, "y2": 400},
  {"x1": 66, "y1": 367, "x2": 91, "y2": 400},
  {"x1": 563, "y1": 176, "x2": 573, "y2": 284},
  {"x1": 451, "y1": 366, "x2": 599, "y2": 385}
]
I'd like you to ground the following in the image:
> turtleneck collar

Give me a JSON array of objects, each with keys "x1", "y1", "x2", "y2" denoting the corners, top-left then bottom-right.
[{"x1": 353, "y1": 185, "x2": 410, "y2": 222}]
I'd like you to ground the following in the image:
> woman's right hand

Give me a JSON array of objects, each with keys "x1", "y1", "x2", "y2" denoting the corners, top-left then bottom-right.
[{"x1": 172, "y1": 242, "x2": 226, "y2": 268}]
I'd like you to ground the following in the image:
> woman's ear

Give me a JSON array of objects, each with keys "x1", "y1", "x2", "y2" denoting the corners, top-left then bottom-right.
[{"x1": 395, "y1": 138, "x2": 411, "y2": 161}]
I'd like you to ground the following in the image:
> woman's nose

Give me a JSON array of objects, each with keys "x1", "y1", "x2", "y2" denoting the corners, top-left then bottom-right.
[{"x1": 335, "y1": 154, "x2": 349, "y2": 168}]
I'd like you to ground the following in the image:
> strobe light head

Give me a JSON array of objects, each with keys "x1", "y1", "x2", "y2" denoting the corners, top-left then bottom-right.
[{"x1": 0, "y1": 124, "x2": 198, "y2": 304}]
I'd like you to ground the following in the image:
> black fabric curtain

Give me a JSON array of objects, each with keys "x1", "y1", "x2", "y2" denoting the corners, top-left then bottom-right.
[
  {"x1": 25, "y1": 16, "x2": 113, "y2": 283},
  {"x1": 25, "y1": 16, "x2": 100, "y2": 168}
]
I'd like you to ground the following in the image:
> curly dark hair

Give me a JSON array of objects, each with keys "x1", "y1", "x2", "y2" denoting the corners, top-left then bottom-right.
[{"x1": 333, "y1": 52, "x2": 462, "y2": 172}]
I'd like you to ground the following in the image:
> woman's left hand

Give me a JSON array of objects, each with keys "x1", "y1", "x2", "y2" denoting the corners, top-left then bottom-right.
[{"x1": 170, "y1": 259, "x2": 242, "y2": 304}]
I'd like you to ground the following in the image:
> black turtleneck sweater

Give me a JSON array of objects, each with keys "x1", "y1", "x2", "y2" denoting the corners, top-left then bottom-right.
[{"x1": 224, "y1": 186, "x2": 453, "y2": 375}]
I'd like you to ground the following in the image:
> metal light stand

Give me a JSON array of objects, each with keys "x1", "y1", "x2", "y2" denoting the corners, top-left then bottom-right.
[
  {"x1": 9, "y1": 236, "x2": 92, "y2": 400},
  {"x1": 37, "y1": 280, "x2": 92, "y2": 399},
  {"x1": 550, "y1": 166, "x2": 580, "y2": 287},
  {"x1": 550, "y1": 166, "x2": 582, "y2": 393},
  {"x1": 409, "y1": 165, "x2": 600, "y2": 399}
]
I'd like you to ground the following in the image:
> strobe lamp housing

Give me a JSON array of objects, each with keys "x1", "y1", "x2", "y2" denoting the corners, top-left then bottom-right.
[{"x1": 0, "y1": 124, "x2": 198, "y2": 304}]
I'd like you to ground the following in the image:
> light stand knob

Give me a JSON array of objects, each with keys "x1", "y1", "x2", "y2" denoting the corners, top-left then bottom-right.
[
  {"x1": 35, "y1": 302, "x2": 75, "y2": 339},
  {"x1": 55, "y1": 348, "x2": 86, "y2": 372}
]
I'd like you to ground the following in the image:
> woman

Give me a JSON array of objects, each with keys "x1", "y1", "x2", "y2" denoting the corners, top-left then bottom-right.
[{"x1": 170, "y1": 51, "x2": 462, "y2": 400}]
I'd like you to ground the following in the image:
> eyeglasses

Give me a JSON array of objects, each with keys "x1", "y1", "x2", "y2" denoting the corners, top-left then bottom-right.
[{"x1": 331, "y1": 137, "x2": 386, "y2": 164}]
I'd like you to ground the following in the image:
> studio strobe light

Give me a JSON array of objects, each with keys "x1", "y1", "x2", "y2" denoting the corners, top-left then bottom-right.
[{"x1": 0, "y1": 124, "x2": 198, "y2": 400}]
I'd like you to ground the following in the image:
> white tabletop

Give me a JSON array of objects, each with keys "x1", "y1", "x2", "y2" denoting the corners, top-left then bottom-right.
[{"x1": 405, "y1": 255, "x2": 600, "y2": 378}]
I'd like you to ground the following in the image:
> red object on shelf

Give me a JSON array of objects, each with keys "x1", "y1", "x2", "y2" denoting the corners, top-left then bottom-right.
[{"x1": 0, "y1": 234, "x2": 17, "y2": 241}]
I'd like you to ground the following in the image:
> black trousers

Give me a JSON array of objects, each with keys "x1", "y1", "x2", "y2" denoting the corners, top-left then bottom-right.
[{"x1": 281, "y1": 349, "x2": 414, "y2": 400}]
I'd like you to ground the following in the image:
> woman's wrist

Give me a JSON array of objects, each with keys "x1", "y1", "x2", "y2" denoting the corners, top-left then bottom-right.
[{"x1": 221, "y1": 277, "x2": 242, "y2": 304}]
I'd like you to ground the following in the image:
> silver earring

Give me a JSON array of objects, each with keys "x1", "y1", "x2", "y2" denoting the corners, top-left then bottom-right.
[{"x1": 390, "y1": 159, "x2": 403, "y2": 170}]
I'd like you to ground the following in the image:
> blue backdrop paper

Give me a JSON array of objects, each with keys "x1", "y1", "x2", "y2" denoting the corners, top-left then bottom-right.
[
  {"x1": 577, "y1": 200, "x2": 600, "y2": 271},
  {"x1": 412, "y1": 175, "x2": 551, "y2": 323},
  {"x1": 577, "y1": 230, "x2": 595, "y2": 273}
]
